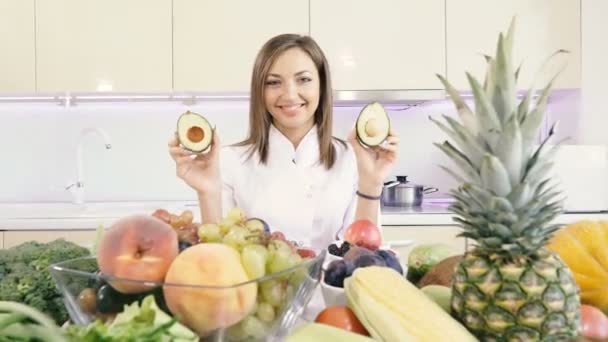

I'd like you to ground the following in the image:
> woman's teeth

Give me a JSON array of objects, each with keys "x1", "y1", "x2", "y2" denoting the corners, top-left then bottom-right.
[{"x1": 282, "y1": 104, "x2": 303, "y2": 110}]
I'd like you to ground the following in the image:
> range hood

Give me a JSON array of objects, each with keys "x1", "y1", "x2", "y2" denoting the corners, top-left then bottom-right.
[{"x1": 332, "y1": 89, "x2": 445, "y2": 106}]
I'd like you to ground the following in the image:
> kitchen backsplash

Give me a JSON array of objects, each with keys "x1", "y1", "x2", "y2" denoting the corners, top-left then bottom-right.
[{"x1": 0, "y1": 89, "x2": 598, "y2": 203}]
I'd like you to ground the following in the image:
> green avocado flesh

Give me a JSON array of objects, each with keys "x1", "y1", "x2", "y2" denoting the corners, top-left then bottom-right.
[
  {"x1": 176, "y1": 111, "x2": 213, "y2": 153},
  {"x1": 356, "y1": 102, "x2": 390, "y2": 147}
]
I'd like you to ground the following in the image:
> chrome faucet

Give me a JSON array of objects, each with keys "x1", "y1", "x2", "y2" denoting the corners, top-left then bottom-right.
[{"x1": 66, "y1": 127, "x2": 112, "y2": 204}]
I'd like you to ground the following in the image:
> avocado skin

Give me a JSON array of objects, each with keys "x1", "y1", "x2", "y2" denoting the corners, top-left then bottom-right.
[
  {"x1": 355, "y1": 102, "x2": 390, "y2": 148},
  {"x1": 176, "y1": 111, "x2": 214, "y2": 153}
]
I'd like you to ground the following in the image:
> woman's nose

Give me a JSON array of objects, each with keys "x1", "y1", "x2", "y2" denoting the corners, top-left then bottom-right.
[{"x1": 281, "y1": 81, "x2": 299, "y2": 99}]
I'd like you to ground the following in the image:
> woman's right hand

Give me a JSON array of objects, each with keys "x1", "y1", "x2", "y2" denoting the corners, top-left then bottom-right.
[{"x1": 168, "y1": 130, "x2": 221, "y2": 195}]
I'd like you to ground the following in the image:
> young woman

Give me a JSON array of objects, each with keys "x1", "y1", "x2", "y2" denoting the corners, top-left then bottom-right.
[{"x1": 168, "y1": 34, "x2": 399, "y2": 251}]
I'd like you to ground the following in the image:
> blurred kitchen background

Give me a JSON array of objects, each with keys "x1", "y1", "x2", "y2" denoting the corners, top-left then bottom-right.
[{"x1": 1, "y1": 0, "x2": 607, "y2": 213}]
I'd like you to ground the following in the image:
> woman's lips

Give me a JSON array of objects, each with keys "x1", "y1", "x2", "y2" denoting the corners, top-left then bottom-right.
[{"x1": 278, "y1": 103, "x2": 305, "y2": 116}]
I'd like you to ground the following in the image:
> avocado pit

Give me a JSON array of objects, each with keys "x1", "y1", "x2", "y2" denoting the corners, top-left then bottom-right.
[{"x1": 187, "y1": 126, "x2": 204, "y2": 143}]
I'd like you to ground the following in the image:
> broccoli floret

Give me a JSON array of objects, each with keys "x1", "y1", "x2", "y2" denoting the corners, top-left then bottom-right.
[{"x1": 0, "y1": 239, "x2": 91, "y2": 324}]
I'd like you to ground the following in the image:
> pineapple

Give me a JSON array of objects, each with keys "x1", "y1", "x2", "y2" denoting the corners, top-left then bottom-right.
[{"x1": 431, "y1": 18, "x2": 581, "y2": 341}]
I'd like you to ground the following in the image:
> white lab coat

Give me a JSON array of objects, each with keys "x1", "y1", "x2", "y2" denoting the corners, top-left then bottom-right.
[{"x1": 220, "y1": 124, "x2": 361, "y2": 251}]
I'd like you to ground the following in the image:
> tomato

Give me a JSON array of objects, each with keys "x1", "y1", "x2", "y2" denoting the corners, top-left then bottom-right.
[
  {"x1": 581, "y1": 304, "x2": 608, "y2": 340},
  {"x1": 314, "y1": 306, "x2": 370, "y2": 336}
]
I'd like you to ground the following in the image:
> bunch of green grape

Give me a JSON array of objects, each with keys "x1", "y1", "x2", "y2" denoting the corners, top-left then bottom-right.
[{"x1": 197, "y1": 208, "x2": 310, "y2": 341}]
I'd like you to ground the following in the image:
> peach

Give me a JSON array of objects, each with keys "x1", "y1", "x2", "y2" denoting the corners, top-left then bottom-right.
[
  {"x1": 97, "y1": 214, "x2": 178, "y2": 294},
  {"x1": 163, "y1": 243, "x2": 257, "y2": 337}
]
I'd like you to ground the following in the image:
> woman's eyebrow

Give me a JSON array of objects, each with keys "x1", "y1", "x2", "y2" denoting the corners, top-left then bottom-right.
[{"x1": 267, "y1": 70, "x2": 311, "y2": 78}]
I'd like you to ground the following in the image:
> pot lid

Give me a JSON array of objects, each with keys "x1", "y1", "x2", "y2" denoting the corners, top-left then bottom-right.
[{"x1": 384, "y1": 175, "x2": 422, "y2": 189}]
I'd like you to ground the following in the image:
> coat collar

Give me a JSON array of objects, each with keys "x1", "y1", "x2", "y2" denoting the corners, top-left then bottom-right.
[{"x1": 268, "y1": 124, "x2": 319, "y2": 167}]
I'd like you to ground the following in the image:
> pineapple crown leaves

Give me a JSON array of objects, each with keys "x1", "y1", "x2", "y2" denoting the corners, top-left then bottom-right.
[{"x1": 431, "y1": 17, "x2": 571, "y2": 256}]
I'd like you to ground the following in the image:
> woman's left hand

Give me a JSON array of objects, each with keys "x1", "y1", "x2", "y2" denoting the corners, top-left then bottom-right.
[{"x1": 348, "y1": 127, "x2": 399, "y2": 194}]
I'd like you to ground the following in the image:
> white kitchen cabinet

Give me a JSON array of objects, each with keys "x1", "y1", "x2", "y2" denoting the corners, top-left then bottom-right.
[
  {"x1": 173, "y1": 0, "x2": 309, "y2": 92},
  {"x1": 0, "y1": 0, "x2": 35, "y2": 92},
  {"x1": 35, "y1": 0, "x2": 172, "y2": 92},
  {"x1": 3, "y1": 230, "x2": 97, "y2": 249},
  {"x1": 310, "y1": 0, "x2": 445, "y2": 90},
  {"x1": 446, "y1": 0, "x2": 581, "y2": 90},
  {"x1": 382, "y1": 225, "x2": 466, "y2": 264}
]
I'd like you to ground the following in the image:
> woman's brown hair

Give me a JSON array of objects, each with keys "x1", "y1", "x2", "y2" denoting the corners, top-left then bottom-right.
[{"x1": 235, "y1": 33, "x2": 343, "y2": 169}]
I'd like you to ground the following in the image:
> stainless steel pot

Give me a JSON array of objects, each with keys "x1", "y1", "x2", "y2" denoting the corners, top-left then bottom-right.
[{"x1": 381, "y1": 176, "x2": 438, "y2": 207}]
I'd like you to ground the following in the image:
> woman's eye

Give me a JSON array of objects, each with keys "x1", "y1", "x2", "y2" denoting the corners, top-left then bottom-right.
[
  {"x1": 299, "y1": 77, "x2": 312, "y2": 83},
  {"x1": 265, "y1": 80, "x2": 280, "y2": 86}
]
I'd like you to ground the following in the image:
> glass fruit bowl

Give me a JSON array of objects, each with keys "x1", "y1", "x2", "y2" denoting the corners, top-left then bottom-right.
[{"x1": 49, "y1": 251, "x2": 325, "y2": 341}]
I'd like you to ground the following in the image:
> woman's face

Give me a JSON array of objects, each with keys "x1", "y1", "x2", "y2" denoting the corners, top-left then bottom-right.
[{"x1": 264, "y1": 47, "x2": 320, "y2": 135}]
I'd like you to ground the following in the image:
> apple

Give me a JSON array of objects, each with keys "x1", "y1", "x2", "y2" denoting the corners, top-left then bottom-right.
[
  {"x1": 297, "y1": 248, "x2": 317, "y2": 259},
  {"x1": 344, "y1": 219, "x2": 382, "y2": 250}
]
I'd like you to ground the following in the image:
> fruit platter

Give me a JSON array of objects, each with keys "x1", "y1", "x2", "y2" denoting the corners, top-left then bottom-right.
[{"x1": 44, "y1": 207, "x2": 325, "y2": 341}]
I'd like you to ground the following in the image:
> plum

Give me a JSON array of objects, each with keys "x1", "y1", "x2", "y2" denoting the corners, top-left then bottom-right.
[
  {"x1": 353, "y1": 254, "x2": 387, "y2": 269},
  {"x1": 343, "y1": 246, "x2": 374, "y2": 262},
  {"x1": 376, "y1": 249, "x2": 404, "y2": 275},
  {"x1": 324, "y1": 260, "x2": 350, "y2": 288},
  {"x1": 344, "y1": 259, "x2": 356, "y2": 277}
]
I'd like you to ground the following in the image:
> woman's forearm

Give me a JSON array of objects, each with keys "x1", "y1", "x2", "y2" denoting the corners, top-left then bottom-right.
[
  {"x1": 198, "y1": 189, "x2": 223, "y2": 224},
  {"x1": 354, "y1": 180, "x2": 383, "y2": 225}
]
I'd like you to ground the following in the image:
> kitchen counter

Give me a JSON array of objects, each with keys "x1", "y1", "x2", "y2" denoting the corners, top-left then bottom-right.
[
  {"x1": 381, "y1": 204, "x2": 608, "y2": 226},
  {"x1": 1, "y1": 201, "x2": 607, "y2": 230},
  {"x1": 0, "y1": 201, "x2": 200, "y2": 230}
]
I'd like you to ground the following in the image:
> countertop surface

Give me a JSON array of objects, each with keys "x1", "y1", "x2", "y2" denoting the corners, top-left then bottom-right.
[{"x1": 1, "y1": 200, "x2": 607, "y2": 230}]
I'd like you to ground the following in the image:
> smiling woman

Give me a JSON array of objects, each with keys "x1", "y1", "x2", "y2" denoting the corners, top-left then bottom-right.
[{"x1": 168, "y1": 33, "x2": 400, "y2": 251}]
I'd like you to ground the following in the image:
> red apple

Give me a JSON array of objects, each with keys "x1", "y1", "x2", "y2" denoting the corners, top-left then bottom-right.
[
  {"x1": 581, "y1": 304, "x2": 608, "y2": 340},
  {"x1": 344, "y1": 219, "x2": 382, "y2": 250},
  {"x1": 297, "y1": 248, "x2": 317, "y2": 259}
]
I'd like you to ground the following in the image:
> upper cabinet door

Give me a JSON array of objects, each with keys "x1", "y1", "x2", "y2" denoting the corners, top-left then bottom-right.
[
  {"x1": 36, "y1": 0, "x2": 172, "y2": 92},
  {"x1": 446, "y1": 0, "x2": 581, "y2": 90},
  {"x1": 173, "y1": 1, "x2": 309, "y2": 92},
  {"x1": 310, "y1": 0, "x2": 445, "y2": 91},
  {"x1": 0, "y1": 0, "x2": 35, "y2": 92}
]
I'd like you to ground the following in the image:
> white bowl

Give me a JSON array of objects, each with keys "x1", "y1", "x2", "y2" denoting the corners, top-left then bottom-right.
[{"x1": 320, "y1": 272, "x2": 347, "y2": 306}]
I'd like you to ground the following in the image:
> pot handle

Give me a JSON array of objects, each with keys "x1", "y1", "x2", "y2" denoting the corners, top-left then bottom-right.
[
  {"x1": 423, "y1": 187, "x2": 439, "y2": 194},
  {"x1": 383, "y1": 180, "x2": 400, "y2": 189}
]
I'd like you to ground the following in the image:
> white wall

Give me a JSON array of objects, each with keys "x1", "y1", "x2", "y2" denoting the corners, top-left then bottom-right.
[{"x1": 0, "y1": 93, "x2": 578, "y2": 204}]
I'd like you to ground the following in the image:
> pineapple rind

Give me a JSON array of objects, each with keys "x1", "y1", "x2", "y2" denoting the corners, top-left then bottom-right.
[{"x1": 451, "y1": 249, "x2": 580, "y2": 340}]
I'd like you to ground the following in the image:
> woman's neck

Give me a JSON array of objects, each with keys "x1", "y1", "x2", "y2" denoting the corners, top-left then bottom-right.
[{"x1": 274, "y1": 122, "x2": 315, "y2": 149}]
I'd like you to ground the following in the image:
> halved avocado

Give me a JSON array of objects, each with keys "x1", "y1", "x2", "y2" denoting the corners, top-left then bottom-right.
[
  {"x1": 356, "y1": 102, "x2": 390, "y2": 147},
  {"x1": 176, "y1": 111, "x2": 213, "y2": 153}
]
